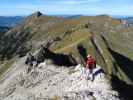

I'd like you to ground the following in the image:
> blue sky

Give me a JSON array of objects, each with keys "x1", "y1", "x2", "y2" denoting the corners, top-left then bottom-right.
[{"x1": 0, "y1": 0, "x2": 133, "y2": 16}]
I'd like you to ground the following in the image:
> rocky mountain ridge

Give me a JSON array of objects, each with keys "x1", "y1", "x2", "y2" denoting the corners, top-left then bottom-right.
[
  {"x1": 0, "y1": 11, "x2": 133, "y2": 99},
  {"x1": 0, "y1": 60, "x2": 120, "y2": 100}
]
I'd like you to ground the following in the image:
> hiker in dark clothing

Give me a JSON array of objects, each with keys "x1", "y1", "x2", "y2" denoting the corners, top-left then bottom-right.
[
  {"x1": 25, "y1": 53, "x2": 37, "y2": 73},
  {"x1": 25, "y1": 53, "x2": 36, "y2": 66}
]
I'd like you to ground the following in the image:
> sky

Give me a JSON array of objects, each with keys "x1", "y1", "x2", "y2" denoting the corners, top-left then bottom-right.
[{"x1": 0, "y1": 0, "x2": 133, "y2": 16}]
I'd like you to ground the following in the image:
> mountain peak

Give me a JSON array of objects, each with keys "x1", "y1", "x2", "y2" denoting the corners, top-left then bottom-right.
[{"x1": 31, "y1": 11, "x2": 43, "y2": 17}]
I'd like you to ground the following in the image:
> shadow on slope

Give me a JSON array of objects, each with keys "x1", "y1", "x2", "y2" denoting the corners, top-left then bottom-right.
[
  {"x1": 111, "y1": 75, "x2": 133, "y2": 100},
  {"x1": 108, "y1": 48, "x2": 133, "y2": 82},
  {"x1": 101, "y1": 34, "x2": 133, "y2": 99},
  {"x1": 37, "y1": 47, "x2": 77, "y2": 67},
  {"x1": 77, "y1": 44, "x2": 87, "y2": 62},
  {"x1": 108, "y1": 48, "x2": 133, "y2": 100}
]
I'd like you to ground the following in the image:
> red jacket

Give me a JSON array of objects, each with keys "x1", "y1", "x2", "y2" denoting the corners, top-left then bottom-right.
[{"x1": 86, "y1": 57, "x2": 95, "y2": 69}]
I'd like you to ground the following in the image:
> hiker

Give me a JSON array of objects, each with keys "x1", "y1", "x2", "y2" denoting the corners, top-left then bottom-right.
[
  {"x1": 25, "y1": 53, "x2": 35, "y2": 66},
  {"x1": 85, "y1": 54, "x2": 96, "y2": 81},
  {"x1": 25, "y1": 53, "x2": 37, "y2": 73}
]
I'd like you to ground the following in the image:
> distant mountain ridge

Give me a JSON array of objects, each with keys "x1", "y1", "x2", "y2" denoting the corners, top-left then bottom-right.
[
  {"x1": 0, "y1": 15, "x2": 132, "y2": 27},
  {"x1": 0, "y1": 26, "x2": 11, "y2": 33},
  {"x1": 0, "y1": 16, "x2": 25, "y2": 27},
  {"x1": 122, "y1": 17, "x2": 133, "y2": 24},
  {"x1": 63, "y1": 15, "x2": 82, "y2": 19}
]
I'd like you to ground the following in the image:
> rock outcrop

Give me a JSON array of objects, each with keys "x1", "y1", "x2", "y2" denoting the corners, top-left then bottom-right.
[
  {"x1": 0, "y1": 61, "x2": 120, "y2": 100},
  {"x1": 30, "y1": 11, "x2": 43, "y2": 18}
]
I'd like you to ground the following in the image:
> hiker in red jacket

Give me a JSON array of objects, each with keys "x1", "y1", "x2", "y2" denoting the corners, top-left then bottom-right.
[{"x1": 85, "y1": 54, "x2": 96, "y2": 81}]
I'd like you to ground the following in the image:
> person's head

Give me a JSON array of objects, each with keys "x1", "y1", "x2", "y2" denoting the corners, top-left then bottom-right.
[
  {"x1": 86, "y1": 54, "x2": 96, "y2": 68},
  {"x1": 87, "y1": 54, "x2": 92, "y2": 58}
]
